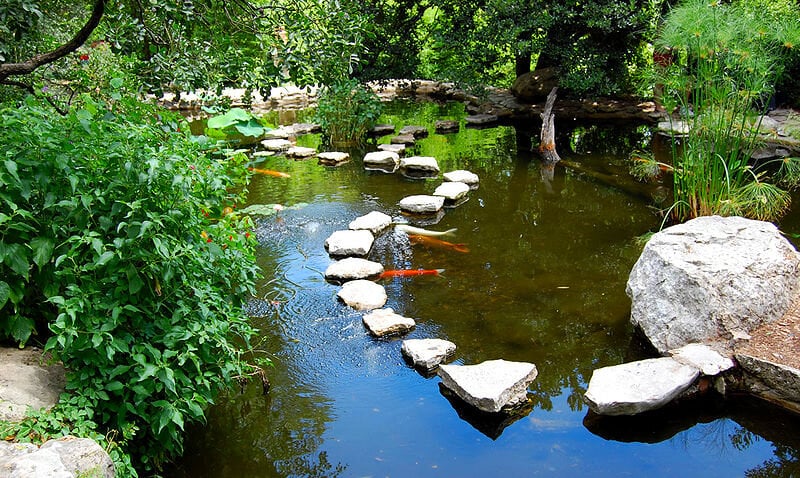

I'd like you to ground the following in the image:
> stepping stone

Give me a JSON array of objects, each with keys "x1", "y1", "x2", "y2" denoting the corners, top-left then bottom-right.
[
  {"x1": 337, "y1": 280, "x2": 387, "y2": 311},
  {"x1": 261, "y1": 139, "x2": 292, "y2": 151},
  {"x1": 465, "y1": 114, "x2": 498, "y2": 126},
  {"x1": 435, "y1": 120, "x2": 460, "y2": 134},
  {"x1": 391, "y1": 134, "x2": 416, "y2": 145},
  {"x1": 398, "y1": 195, "x2": 445, "y2": 214},
  {"x1": 287, "y1": 123, "x2": 322, "y2": 135},
  {"x1": 369, "y1": 124, "x2": 396, "y2": 137},
  {"x1": 438, "y1": 359, "x2": 538, "y2": 413},
  {"x1": 399, "y1": 125, "x2": 429, "y2": 138},
  {"x1": 401, "y1": 338, "x2": 456, "y2": 372},
  {"x1": 399, "y1": 156, "x2": 440, "y2": 178},
  {"x1": 252, "y1": 150, "x2": 275, "y2": 158},
  {"x1": 349, "y1": 211, "x2": 392, "y2": 234},
  {"x1": 657, "y1": 120, "x2": 690, "y2": 137},
  {"x1": 433, "y1": 182, "x2": 470, "y2": 202},
  {"x1": 378, "y1": 143, "x2": 406, "y2": 154},
  {"x1": 668, "y1": 343, "x2": 735, "y2": 376},
  {"x1": 263, "y1": 128, "x2": 291, "y2": 140},
  {"x1": 318, "y1": 151, "x2": 350, "y2": 166},
  {"x1": 287, "y1": 146, "x2": 316, "y2": 159},
  {"x1": 443, "y1": 170, "x2": 480, "y2": 189},
  {"x1": 363, "y1": 151, "x2": 400, "y2": 171},
  {"x1": 324, "y1": 229, "x2": 375, "y2": 257},
  {"x1": 583, "y1": 357, "x2": 700, "y2": 416},
  {"x1": 362, "y1": 308, "x2": 416, "y2": 337},
  {"x1": 324, "y1": 257, "x2": 384, "y2": 283}
]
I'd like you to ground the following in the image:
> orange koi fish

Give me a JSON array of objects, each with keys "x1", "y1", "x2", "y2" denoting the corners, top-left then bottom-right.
[
  {"x1": 408, "y1": 234, "x2": 470, "y2": 253},
  {"x1": 378, "y1": 268, "x2": 445, "y2": 279},
  {"x1": 249, "y1": 167, "x2": 291, "y2": 178}
]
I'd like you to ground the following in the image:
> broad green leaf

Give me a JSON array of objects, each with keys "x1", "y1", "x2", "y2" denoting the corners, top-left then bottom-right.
[
  {"x1": 30, "y1": 237, "x2": 54, "y2": 269},
  {"x1": 0, "y1": 281, "x2": 10, "y2": 309},
  {"x1": 96, "y1": 250, "x2": 115, "y2": 266},
  {"x1": 206, "y1": 108, "x2": 253, "y2": 129},
  {"x1": 234, "y1": 119, "x2": 265, "y2": 137},
  {"x1": 106, "y1": 381, "x2": 124, "y2": 392},
  {"x1": 4, "y1": 244, "x2": 30, "y2": 281}
]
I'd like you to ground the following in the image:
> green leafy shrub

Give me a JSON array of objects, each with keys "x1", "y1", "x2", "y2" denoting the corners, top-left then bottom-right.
[
  {"x1": 314, "y1": 79, "x2": 382, "y2": 145},
  {"x1": 0, "y1": 94, "x2": 261, "y2": 470}
]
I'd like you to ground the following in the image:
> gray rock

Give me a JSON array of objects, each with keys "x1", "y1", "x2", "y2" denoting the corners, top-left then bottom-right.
[
  {"x1": 398, "y1": 195, "x2": 445, "y2": 214},
  {"x1": 263, "y1": 128, "x2": 291, "y2": 140},
  {"x1": 0, "y1": 436, "x2": 114, "y2": 478},
  {"x1": 399, "y1": 156, "x2": 440, "y2": 178},
  {"x1": 584, "y1": 357, "x2": 700, "y2": 416},
  {"x1": 435, "y1": 120, "x2": 460, "y2": 134},
  {"x1": 736, "y1": 353, "x2": 800, "y2": 411},
  {"x1": 261, "y1": 138, "x2": 292, "y2": 151},
  {"x1": 438, "y1": 359, "x2": 538, "y2": 413},
  {"x1": 668, "y1": 343, "x2": 735, "y2": 376},
  {"x1": 286, "y1": 123, "x2": 321, "y2": 135},
  {"x1": 391, "y1": 134, "x2": 416, "y2": 145},
  {"x1": 349, "y1": 211, "x2": 392, "y2": 234},
  {"x1": 433, "y1": 181, "x2": 470, "y2": 202},
  {"x1": 464, "y1": 114, "x2": 498, "y2": 126},
  {"x1": 627, "y1": 216, "x2": 800, "y2": 354},
  {"x1": 369, "y1": 124, "x2": 396, "y2": 137},
  {"x1": 399, "y1": 125, "x2": 429, "y2": 138},
  {"x1": 362, "y1": 308, "x2": 416, "y2": 337},
  {"x1": 337, "y1": 280, "x2": 387, "y2": 311},
  {"x1": 401, "y1": 338, "x2": 456, "y2": 371},
  {"x1": 324, "y1": 257, "x2": 384, "y2": 283},
  {"x1": 317, "y1": 151, "x2": 350, "y2": 166},
  {"x1": 0, "y1": 347, "x2": 65, "y2": 422},
  {"x1": 324, "y1": 229, "x2": 375, "y2": 257},
  {"x1": 363, "y1": 151, "x2": 400, "y2": 170},
  {"x1": 377, "y1": 143, "x2": 406, "y2": 154},
  {"x1": 443, "y1": 169, "x2": 479, "y2": 188},
  {"x1": 656, "y1": 120, "x2": 690, "y2": 137},
  {"x1": 286, "y1": 146, "x2": 316, "y2": 159},
  {"x1": 511, "y1": 67, "x2": 560, "y2": 102}
]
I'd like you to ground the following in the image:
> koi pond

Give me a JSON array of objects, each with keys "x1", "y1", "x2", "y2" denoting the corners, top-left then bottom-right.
[{"x1": 170, "y1": 100, "x2": 800, "y2": 477}]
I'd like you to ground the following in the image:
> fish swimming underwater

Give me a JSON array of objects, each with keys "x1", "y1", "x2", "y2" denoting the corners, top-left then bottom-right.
[
  {"x1": 395, "y1": 224, "x2": 457, "y2": 237},
  {"x1": 378, "y1": 268, "x2": 445, "y2": 279},
  {"x1": 408, "y1": 234, "x2": 469, "y2": 253},
  {"x1": 249, "y1": 167, "x2": 291, "y2": 178}
]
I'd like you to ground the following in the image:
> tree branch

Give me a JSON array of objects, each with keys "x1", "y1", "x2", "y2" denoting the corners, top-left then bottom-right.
[
  {"x1": 1, "y1": 79, "x2": 69, "y2": 115},
  {"x1": 0, "y1": 0, "x2": 106, "y2": 83}
]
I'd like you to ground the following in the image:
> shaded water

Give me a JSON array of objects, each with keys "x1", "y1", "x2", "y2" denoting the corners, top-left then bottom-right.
[{"x1": 171, "y1": 100, "x2": 800, "y2": 477}]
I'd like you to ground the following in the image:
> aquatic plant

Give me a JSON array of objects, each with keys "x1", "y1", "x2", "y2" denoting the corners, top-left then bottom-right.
[
  {"x1": 651, "y1": 0, "x2": 800, "y2": 221},
  {"x1": 314, "y1": 78, "x2": 382, "y2": 145}
]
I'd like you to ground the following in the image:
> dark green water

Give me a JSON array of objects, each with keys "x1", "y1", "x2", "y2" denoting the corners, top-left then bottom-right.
[{"x1": 171, "y1": 100, "x2": 800, "y2": 477}]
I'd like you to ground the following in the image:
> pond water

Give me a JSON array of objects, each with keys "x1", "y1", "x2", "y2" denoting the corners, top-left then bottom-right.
[{"x1": 170, "y1": 100, "x2": 800, "y2": 477}]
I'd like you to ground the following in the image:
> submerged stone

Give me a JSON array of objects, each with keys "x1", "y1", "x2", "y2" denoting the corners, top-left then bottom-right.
[
  {"x1": 464, "y1": 114, "x2": 498, "y2": 126},
  {"x1": 435, "y1": 120, "x2": 460, "y2": 134},
  {"x1": 399, "y1": 125, "x2": 429, "y2": 138},
  {"x1": 362, "y1": 308, "x2": 416, "y2": 337},
  {"x1": 583, "y1": 357, "x2": 700, "y2": 416},
  {"x1": 337, "y1": 280, "x2": 387, "y2": 311},
  {"x1": 438, "y1": 359, "x2": 538, "y2": 413}
]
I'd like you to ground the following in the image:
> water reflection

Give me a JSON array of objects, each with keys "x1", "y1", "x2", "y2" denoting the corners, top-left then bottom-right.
[{"x1": 171, "y1": 100, "x2": 800, "y2": 478}]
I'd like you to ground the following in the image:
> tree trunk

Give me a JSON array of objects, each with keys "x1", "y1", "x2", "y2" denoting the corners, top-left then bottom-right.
[
  {"x1": 538, "y1": 87, "x2": 561, "y2": 164},
  {"x1": 515, "y1": 52, "x2": 531, "y2": 77}
]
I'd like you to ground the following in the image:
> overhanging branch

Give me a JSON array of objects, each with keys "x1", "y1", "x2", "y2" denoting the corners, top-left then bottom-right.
[{"x1": 0, "y1": 0, "x2": 106, "y2": 83}]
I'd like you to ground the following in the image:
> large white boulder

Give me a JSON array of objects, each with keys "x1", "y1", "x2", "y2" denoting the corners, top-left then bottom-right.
[
  {"x1": 584, "y1": 357, "x2": 700, "y2": 416},
  {"x1": 0, "y1": 436, "x2": 115, "y2": 478},
  {"x1": 627, "y1": 216, "x2": 800, "y2": 354},
  {"x1": 438, "y1": 359, "x2": 538, "y2": 413}
]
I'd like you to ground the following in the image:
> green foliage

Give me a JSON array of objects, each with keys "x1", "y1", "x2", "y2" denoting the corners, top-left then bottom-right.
[
  {"x1": 655, "y1": 0, "x2": 800, "y2": 222},
  {"x1": 0, "y1": 94, "x2": 261, "y2": 470},
  {"x1": 314, "y1": 79, "x2": 382, "y2": 145},
  {"x1": 205, "y1": 108, "x2": 272, "y2": 140}
]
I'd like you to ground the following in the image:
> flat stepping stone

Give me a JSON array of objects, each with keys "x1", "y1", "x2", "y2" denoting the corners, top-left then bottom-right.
[
  {"x1": 583, "y1": 357, "x2": 700, "y2": 416},
  {"x1": 443, "y1": 170, "x2": 480, "y2": 189},
  {"x1": 391, "y1": 134, "x2": 416, "y2": 145},
  {"x1": 401, "y1": 338, "x2": 456, "y2": 372},
  {"x1": 398, "y1": 195, "x2": 445, "y2": 214},
  {"x1": 252, "y1": 150, "x2": 275, "y2": 158},
  {"x1": 435, "y1": 120, "x2": 460, "y2": 134},
  {"x1": 263, "y1": 128, "x2": 291, "y2": 140},
  {"x1": 370, "y1": 124, "x2": 396, "y2": 136},
  {"x1": 286, "y1": 123, "x2": 322, "y2": 135},
  {"x1": 318, "y1": 151, "x2": 350, "y2": 166},
  {"x1": 433, "y1": 181, "x2": 470, "y2": 202},
  {"x1": 324, "y1": 257, "x2": 384, "y2": 283},
  {"x1": 669, "y1": 343, "x2": 735, "y2": 376},
  {"x1": 261, "y1": 139, "x2": 292, "y2": 151},
  {"x1": 399, "y1": 125, "x2": 429, "y2": 138},
  {"x1": 362, "y1": 308, "x2": 416, "y2": 337},
  {"x1": 399, "y1": 156, "x2": 440, "y2": 178},
  {"x1": 324, "y1": 229, "x2": 375, "y2": 257},
  {"x1": 287, "y1": 146, "x2": 316, "y2": 159},
  {"x1": 337, "y1": 280, "x2": 387, "y2": 311},
  {"x1": 378, "y1": 143, "x2": 406, "y2": 154},
  {"x1": 464, "y1": 114, "x2": 498, "y2": 126},
  {"x1": 363, "y1": 151, "x2": 400, "y2": 171},
  {"x1": 349, "y1": 211, "x2": 392, "y2": 234},
  {"x1": 438, "y1": 359, "x2": 538, "y2": 413}
]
